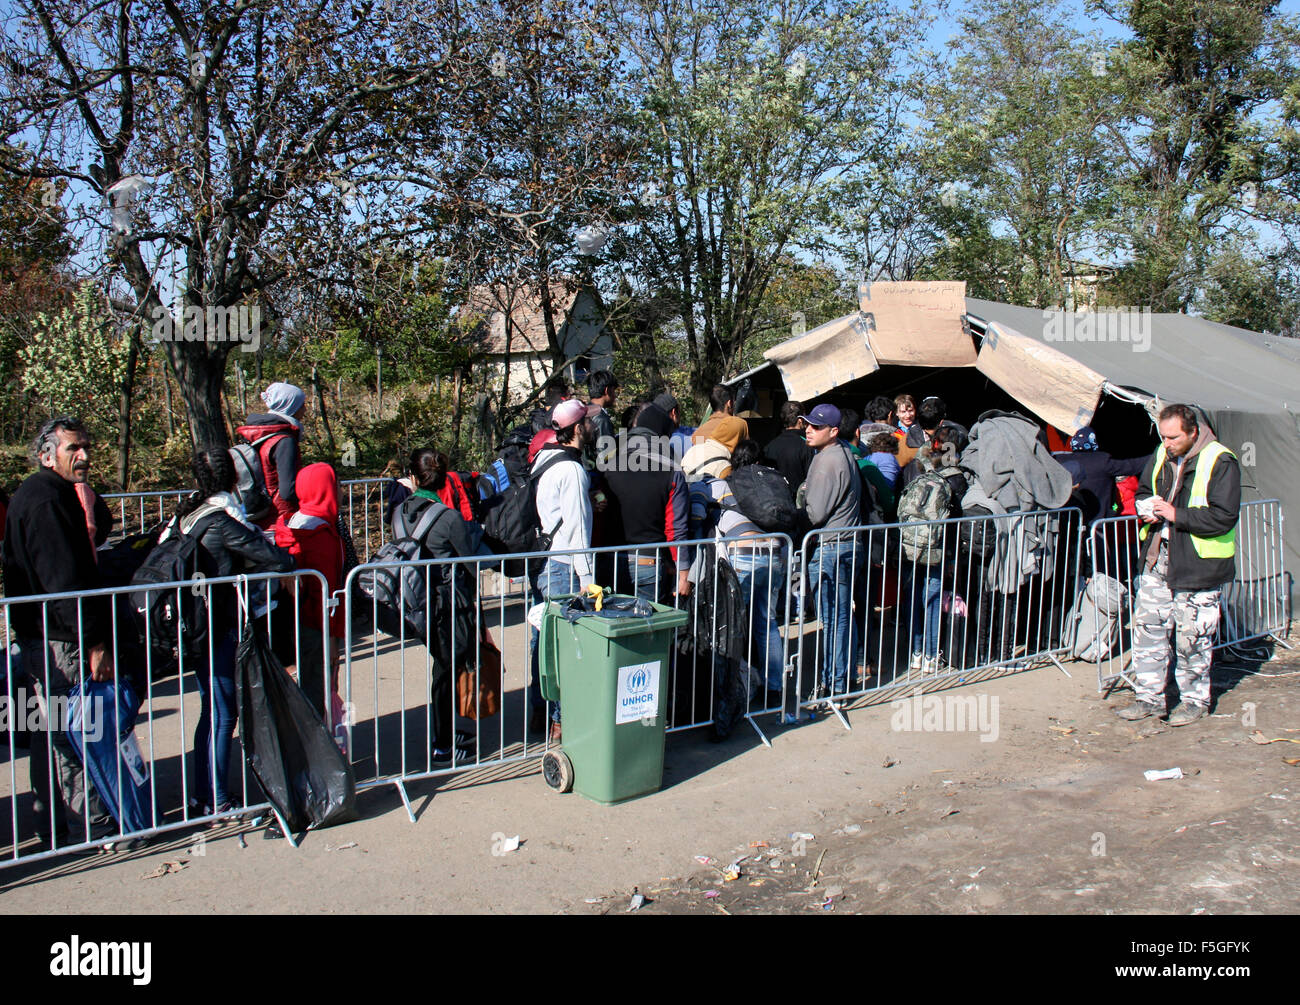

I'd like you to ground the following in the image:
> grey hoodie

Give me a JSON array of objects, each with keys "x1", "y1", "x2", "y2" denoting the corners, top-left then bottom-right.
[{"x1": 804, "y1": 440, "x2": 862, "y2": 530}]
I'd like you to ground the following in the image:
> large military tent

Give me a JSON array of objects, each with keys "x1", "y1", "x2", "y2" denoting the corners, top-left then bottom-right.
[{"x1": 729, "y1": 282, "x2": 1298, "y2": 600}]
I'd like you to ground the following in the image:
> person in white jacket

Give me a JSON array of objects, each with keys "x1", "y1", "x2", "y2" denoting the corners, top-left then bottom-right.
[{"x1": 529, "y1": 398, "x2": 595, "y2": 741}]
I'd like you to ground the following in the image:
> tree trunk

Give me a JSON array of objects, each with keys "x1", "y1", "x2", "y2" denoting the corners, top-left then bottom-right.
[
  {"x1": 115, "y1": 327, "x2": 142, "y2": 489},
  {"x1": 312, "y1": 365, "x2": 337, "y2": 456},
  {"x1": 167, "y1": 342, "x2": 232, "y2": 449},
  {"x1": 452, "y1": 366, "x2": 464, "y2": 462},
  {"x1": 162, "y1": 363, "x2": 175, "y2": 439}
]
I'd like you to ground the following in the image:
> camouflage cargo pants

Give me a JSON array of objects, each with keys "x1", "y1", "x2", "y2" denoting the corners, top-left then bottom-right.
[{"x1": 1129, "y1": 570, "x2": 1219, "y2": 709}]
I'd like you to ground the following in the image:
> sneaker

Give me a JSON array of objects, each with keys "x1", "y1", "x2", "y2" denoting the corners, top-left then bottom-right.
[
  {"x1": 1114, "y1": 700, "x2": 1164, "y2": 721},
  {"x1": 921, "y1": 653, "x2": 943, "y2": 676},
  {"x1": 809, "y1": 682, "x2": 828, "y2": 703},
  {"x1": 909, "y1": 651, "x2": 923, "y2": 673},
  {"x1": 1167, "y1": 701, "x2": 1208, "y2": 727}
]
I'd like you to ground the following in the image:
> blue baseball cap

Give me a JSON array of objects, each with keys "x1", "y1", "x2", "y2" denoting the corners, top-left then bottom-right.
[{"x1": 800, "y1": 403, "x2": 842, "y2": 428}]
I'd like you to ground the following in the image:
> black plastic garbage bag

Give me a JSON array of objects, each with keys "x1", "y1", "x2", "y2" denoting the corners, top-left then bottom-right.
[
  {"x1": 561, "y1": 593, "x2": 655, "y2": 622},
  {"x1": 237, "y1": 626, "x2": 357, "y2": 832}
]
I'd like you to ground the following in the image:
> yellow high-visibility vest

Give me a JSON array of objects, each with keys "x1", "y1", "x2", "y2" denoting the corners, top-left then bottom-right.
[{"x1": 1138, "y1": 441, "x2": 1236, "y2": 558}]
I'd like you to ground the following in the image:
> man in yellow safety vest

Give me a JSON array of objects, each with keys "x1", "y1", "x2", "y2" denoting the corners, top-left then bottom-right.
[{"x1": 1115, "y1": 404, "x2": 1240, "y2": 726}]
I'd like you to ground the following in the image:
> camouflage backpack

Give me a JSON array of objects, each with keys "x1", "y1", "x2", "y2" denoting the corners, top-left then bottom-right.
[{"x1": 897, "y1": 469, "x2": 955, "y2": 564}]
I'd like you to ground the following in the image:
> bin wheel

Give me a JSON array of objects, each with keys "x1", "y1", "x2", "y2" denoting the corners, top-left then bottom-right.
[{"x1": 541, "y1": 749, "x2": 574, "y2": 793}]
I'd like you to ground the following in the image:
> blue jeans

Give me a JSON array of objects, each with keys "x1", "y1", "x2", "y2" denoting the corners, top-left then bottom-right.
[
  {"x1": 193, "y1": 628, "x2": 238, "y2": 809},
  {"x1": 729, "y1": 549, "x2": 786, "y2": 692},
  {"x1": 907, "y1": 567, "x2": 943, "y2": 659},
  {"x1": 529, "y1": 559, "x2": 580, "y2": 724},
  {"x1": 809, "y1": 535, "x2": 864, "y2": 693}
]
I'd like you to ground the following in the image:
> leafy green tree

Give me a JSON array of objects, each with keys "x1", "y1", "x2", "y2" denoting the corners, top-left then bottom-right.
[
  {"x1": 1195, "y1": 242, "x2": 1300, "y2": 337},
  {"x1": 20, "y1": 282, "x2": 130, "y2": 440},
  {"x1": 613, "y1": 0, "x2": 930, "y2": 399},
  {"x1": 909, "y1": 0, "x2": 1120, "y2": 308},
  {"x1": 1090, "y1": 0, "x2": 1300, "y2": 309}
]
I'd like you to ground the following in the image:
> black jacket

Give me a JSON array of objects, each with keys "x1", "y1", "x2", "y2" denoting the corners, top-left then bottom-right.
[
  {"x1": 3, "y1": 468, "x2": 110, "y2": 645},
  {"x1": 1136, "y1": 441, "x2": 1240, "y2": 591},
  {"x1": 1054, "y1": 450, "x2": 1149, "y2": 526},
  {"x1": 394, "y1": 494, "x2": 478, "y2": 561},
  {"x1": 763, "y1": 428, "x2": 813, "y2": 495},
  {"x1": 182, "y1": 507, "x2": 295, "y2": 638}
]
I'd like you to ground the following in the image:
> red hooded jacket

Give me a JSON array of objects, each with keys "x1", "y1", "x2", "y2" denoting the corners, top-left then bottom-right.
[
  {"x1": 274, "y1": 462, "x2": 344, "y2": 637},
  {"x1": 236, "y1": 416, "x2": 301, "y2": 526}
]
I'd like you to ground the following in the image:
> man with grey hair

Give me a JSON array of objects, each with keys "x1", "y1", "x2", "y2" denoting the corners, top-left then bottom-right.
[{"x1": 3, "y1": 416, "x2": 115, "y2": 847}]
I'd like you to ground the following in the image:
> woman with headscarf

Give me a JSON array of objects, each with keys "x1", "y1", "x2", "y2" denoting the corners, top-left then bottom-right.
[
  {"x1": 235, "y1": 381, "x2": 307, "y2": 528},
  {"x1": 274, "y1": 462, "x2": 347, "y2": 732}
]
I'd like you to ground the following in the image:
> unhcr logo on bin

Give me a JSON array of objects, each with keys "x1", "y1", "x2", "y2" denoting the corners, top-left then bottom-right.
[{"x1": 617, "y1": 660, "x2": 660, "y2": 725}]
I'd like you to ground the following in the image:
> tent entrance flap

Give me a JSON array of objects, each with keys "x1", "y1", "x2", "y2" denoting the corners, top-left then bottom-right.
[
  {"x1": 859, "y1": 281, "x2": 976, "y2": 366},
  {"x1": 976, "y1": 321, "x2": 1107, "y2": 433},
  {"x1": 763, "y1": 313, "x2": 879, "y2": 401}
]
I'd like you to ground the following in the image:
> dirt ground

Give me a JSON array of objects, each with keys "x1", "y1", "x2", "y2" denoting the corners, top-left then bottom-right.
[{"x1": 0, "y1": 627, "x2": 1295, "y2": 915}]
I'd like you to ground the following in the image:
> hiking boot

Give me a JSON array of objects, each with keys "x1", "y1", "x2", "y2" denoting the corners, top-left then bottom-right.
[
  {"x1": 1167, "y1": 701, "x2": 1208, "y2": 727},
  {"x1": 1114, "y1": 700, "x2": 1164, "y2": 721}
]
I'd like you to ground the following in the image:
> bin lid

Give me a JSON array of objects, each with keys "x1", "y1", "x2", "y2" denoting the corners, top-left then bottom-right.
[{"x1": 548, "y1": 594, "x2": 689, "y2": 639}]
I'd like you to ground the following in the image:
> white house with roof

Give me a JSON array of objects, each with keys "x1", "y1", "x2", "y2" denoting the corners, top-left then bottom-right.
[{"x1": 464, "y1": 278, "x2": 612, "y2": 400}]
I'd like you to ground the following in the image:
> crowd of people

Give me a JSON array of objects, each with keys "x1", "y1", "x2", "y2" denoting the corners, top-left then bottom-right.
[{"x1": 0, "y1": 365, "x2": 1242, "y2": 851}]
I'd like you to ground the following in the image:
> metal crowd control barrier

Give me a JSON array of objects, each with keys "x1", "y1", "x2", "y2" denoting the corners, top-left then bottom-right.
[
  {"x1": 0, "y1": 569, "x2": 330, "y2": 869},
  {"x1": 1087, "y1": 499, "x2": 1290, "y2": 694},
  {"x1": 793, "y1": 508, "x2": 1085, "y2": 728},
  {"x1": 339, "y1": 478, "x2": 392, "y2": 562},
  {"x1": 101, "y1": 489, "x2": 192, "y2": 539},
  {"x1": 103, "y1": 478, "x2": 391, "y2": 556},
  {"x1": 340, "y1": 534, "x2": 794, "y2": 818}
]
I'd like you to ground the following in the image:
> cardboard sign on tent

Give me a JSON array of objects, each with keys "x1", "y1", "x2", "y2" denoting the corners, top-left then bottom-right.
[
  {"x1": 975, "y1": 321, "x2": 1108, "y2": 433},
  {"x1": 857, "y1": 281, "x2": 977, "y2": 367},
  {"x1": 763, "y1": 313, "x2": 879, "y2": 401}
]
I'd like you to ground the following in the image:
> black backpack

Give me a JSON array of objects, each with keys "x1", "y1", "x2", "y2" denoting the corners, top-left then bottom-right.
[
  {"x1": 98, "y1": 524, "x2": 164, "y2": 588},
  {"x1": 355, "y1": 499, "x2": 449, "y2": 642},
  {"x1": 480, "y1": 446, "x2": 575, "y2": 565},
  {"x1": 230, "y1": 433, "x2": 278, "y2": 523},
  {"x1": 726, "y1": 464, "x2": 798, "y2": 532},
  {"x1": 129, "y1": 510, "x2": 222, "y2": 656}
]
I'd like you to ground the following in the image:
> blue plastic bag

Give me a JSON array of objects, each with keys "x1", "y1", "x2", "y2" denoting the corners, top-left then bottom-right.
[{"x1": 65, "y1": 678, "x2": 151, "y2": 835}]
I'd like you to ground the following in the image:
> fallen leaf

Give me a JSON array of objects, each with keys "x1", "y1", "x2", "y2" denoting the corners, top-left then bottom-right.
[{"x1": 142, "y1": 860, "x2": 188, "y2": 880}]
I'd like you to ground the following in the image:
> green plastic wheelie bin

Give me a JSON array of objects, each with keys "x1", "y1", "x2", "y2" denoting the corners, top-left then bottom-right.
[{"x1": 538, "y1": 595, "x2": 689, "y2": 805}]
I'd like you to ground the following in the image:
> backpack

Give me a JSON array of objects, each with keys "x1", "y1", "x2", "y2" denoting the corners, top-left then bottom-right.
[
  {"x1": 897, "y1": 470, "x2": 954, "y2": 564},
  {"x1": 129, "y1": 509, "x2": 222, "y2": 656},
  {"x1": 960, "y1": 503, "x2": 999, "y2": 559},
  {"x1": 480, "y1": 447, "x2": 575, "y2": 567},
  {"x1": 355, "y1": 499, "x2": 449, "y2": 642},
  {"x1": 230, "y1": 433, "x2": 280, "y2": 523},
  {"x1": 97, "y1": 524, "x2": 164, "y2": 588},
  {"x1": 726, "y1": 464, "x2": 798, "y2": 532},
  {"x1": 1063, "y1": 574, "x2": 1128, "y2": 662}
]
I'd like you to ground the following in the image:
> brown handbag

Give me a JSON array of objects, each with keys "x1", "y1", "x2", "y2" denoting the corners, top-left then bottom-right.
[{"x1": 457, "y1": 626, "x2": 502, "y2": 720}]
